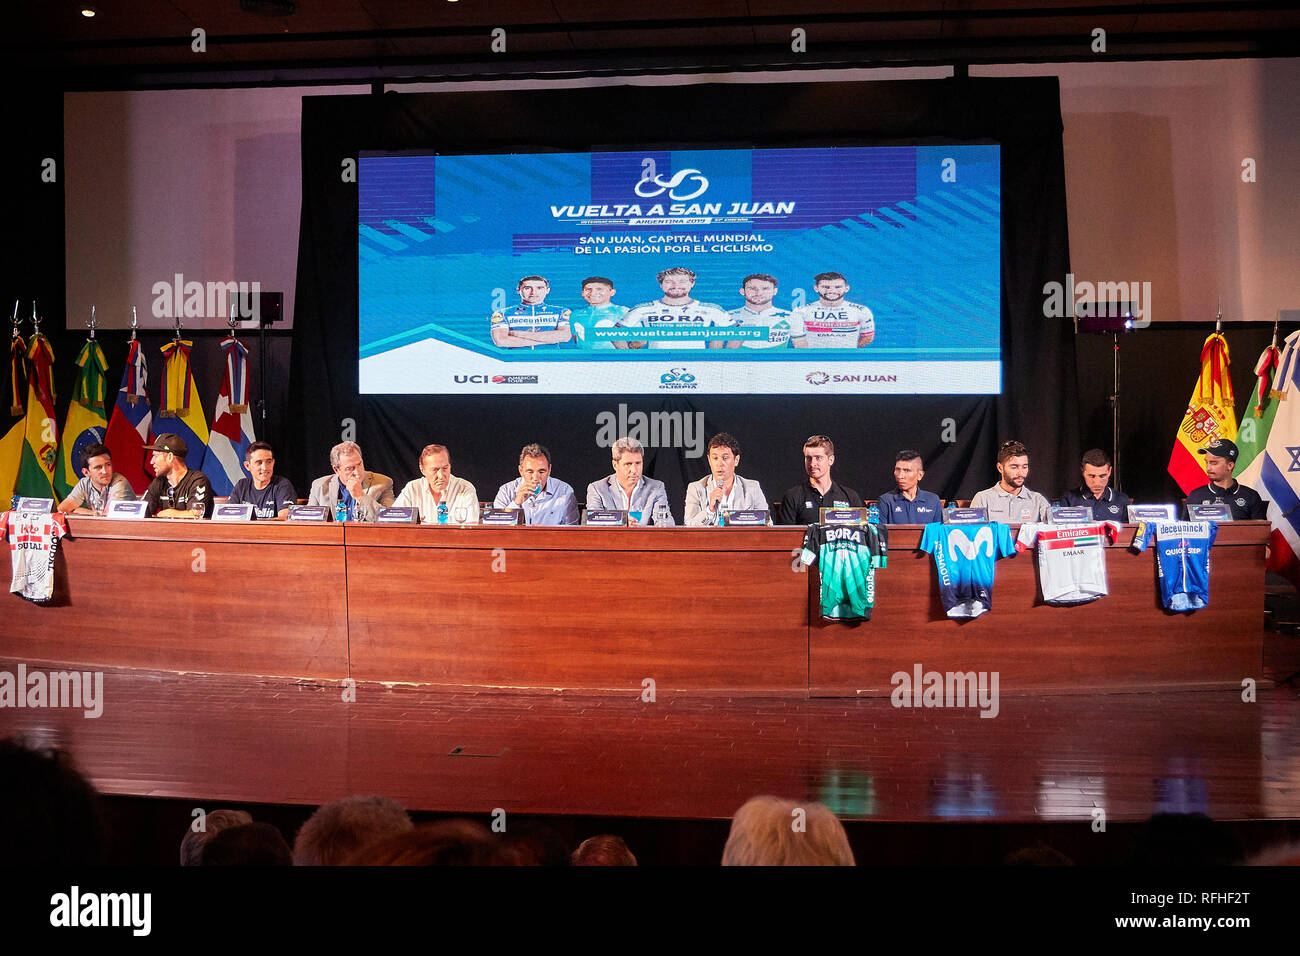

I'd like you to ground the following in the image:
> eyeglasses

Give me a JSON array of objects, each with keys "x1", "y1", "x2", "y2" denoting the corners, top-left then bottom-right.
[{"x1": 805, "y1": 434, "x2": 832, "y2": 445}]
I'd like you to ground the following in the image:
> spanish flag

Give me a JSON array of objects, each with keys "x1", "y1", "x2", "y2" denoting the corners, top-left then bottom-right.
[
  {"x1": 13, "y1": 334, "x2": 58, "y2": 499},
  {"x1": 158, "y1": 338, "x2": 208, "y2": 469},
  {"x1": 1168, "y1": 332, "x2": 1238, "y2": 494},
  {"x1": 0, "y1": 334, "x2": 26, "y2": 508},
  {"x1": 54, "y1": 340, "x2": 109, "y2": 498}
]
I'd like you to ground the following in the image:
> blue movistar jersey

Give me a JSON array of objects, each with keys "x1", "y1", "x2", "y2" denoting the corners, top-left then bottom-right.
[
  {"x1": 1132, "y1": 520, "x2": 1217, "y2": 612},
  {"x1": 490, "y1": 303, "x2": 572, "y2": 349},
  {"x1": 569, "y1": 303, "x2": 628, "y2": 350},
  {"x1": 919, "y1": 522, "x2": 1017, "y2": 618}
]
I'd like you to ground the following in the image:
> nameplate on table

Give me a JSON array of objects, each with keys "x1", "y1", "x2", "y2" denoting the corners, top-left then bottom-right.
[
  {"x1": 1128, "y1": 504, "x2": 1176, "y2": 523},
  {"x1": 480, "y1": 508, "x2": 524, "y2": 525},
  {"x1": 11, "y1": 496, "x2": 53, "y2": 513},
  {"x1": 1187, "y1": 502, "x2": 1233, "y2": 522},
  {"x1": 584, "y1": 509, "x2": 627, "y2": 526},
  {"x1": 105, "y1": 500, "x2": 149, "y2": 520},
  {"x1": 820, "y1": 507, "x2": 865, "y2": 525},
  {"x1": 1049, "y1": 506, "x2": 1092, "y2": 524},
  {"x1": 211, "y1": 503, "x2": 255, "y2": 522},
  {"x1": 943, "y1": 507, "x2": 988, "y2": 525},
  {"x1": 377, "y1": 507, "x2": 418, "y2": 524},
  {"x1": 287, "y1": 505, "x2": 329, "y2": 522},
  {"x1": 724, "y1": 509, "x2": 769, "y2": 527}
]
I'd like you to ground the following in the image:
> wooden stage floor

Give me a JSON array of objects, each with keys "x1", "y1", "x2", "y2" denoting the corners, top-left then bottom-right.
[{"x1": 3, "y1": 653, "x2": 1299, "y2": 826}]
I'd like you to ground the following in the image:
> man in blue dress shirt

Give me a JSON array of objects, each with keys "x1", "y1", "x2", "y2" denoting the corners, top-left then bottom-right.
[
  {"x1": 877, "y1": 449, "x2": 942, "y2": 524},
  {"x1": 493, "y1": 443, "x2": 580, "y2": 525}
]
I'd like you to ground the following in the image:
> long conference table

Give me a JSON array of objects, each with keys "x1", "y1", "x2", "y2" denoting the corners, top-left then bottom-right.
[{"x1": 6, "y1": 517, "x2": 1268, "y2": 697}]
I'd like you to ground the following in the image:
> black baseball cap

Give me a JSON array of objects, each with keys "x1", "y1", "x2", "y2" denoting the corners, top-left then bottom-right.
[
  {"x1": 1198, "y1": 438, "x2": 1238, "y2": 461},
  {"x1": 143, "y1": 434, "x2": 189, "y2": 458}
]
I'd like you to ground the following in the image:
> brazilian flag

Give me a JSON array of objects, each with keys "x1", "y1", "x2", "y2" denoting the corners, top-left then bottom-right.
[{"x1": 55, "y1": 340, "x2": 109, "y2": 498}]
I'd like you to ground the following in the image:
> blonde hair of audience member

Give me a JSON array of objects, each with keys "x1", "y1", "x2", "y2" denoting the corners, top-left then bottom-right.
[
  {"x1": 722, "y1": 796, "x2": 855, "y2": 866},
  {"x1": 292, "y1": 795, "x2": 413, "y2": 866}
]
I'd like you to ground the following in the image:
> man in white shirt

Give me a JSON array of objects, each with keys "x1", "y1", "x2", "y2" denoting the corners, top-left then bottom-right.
[
  {"x1": 970, "y1": 439, "x2": 1051, "y2": 524},
  {"x1": 585, "y1": 437, "x2": 675, "y2": 525},
  {"x1": 684, "y1": 433, "x2": 769, "y2": 525},
  {"x1": 792, "y1": 272, "x2": 875, "y2": 348},
  {"x1": 394, "y1": 444, "x2": 480, "y2": 524},
  {"x1": 728, "y1": 273, "x2": 806, "y2": 349},
  {"x1": 620, "y1": 266, "x2": 735, "y2": 350}
]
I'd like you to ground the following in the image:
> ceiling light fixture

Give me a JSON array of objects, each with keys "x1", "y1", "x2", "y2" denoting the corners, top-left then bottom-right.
[{"x1": 80, "y1": 6, "x2": 97, "y2": 16}]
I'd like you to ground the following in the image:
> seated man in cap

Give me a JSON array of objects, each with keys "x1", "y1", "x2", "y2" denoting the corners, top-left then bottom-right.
[
  {"x1": 142, "y1": 434, "x2": 213, "y2": 518},
  {"x1": 307, "y1": 441, "x2": 394, "y2": 522},
  {"x1": 1185, "y1": 438, "x2": 1268, "y2": 519}
]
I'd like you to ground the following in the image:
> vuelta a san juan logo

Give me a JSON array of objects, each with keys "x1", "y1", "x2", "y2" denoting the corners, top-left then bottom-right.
[
  {"x1": 635, "y1": 167, "x2": 710, "y2": 201},
  {"x1": 659, "y1": 367, "x2": 698, "y2": 390},
  {"x1": 805, "y1": 371, "x2": 830, "y2": 386}
]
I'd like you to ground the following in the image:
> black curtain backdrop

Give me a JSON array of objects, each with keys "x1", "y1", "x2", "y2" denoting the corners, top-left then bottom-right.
[{"x1": 297, "y1": 79, "x2": 1083, "y2": 511}]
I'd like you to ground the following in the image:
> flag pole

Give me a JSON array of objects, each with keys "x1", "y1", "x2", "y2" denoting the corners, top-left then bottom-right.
[{"x1": 129, "y1": 307, "x2": 138, "y2": 343}]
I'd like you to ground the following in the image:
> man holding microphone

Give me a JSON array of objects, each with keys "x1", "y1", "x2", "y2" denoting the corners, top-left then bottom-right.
[{"x1": 684, "y1": 433, "x2": 769, "y2": 526}]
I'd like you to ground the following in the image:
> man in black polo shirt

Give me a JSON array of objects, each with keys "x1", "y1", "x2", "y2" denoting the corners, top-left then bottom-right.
[
  {"x1": 775, "y1": 434, "x2": 864, "y2": 525},
  {"x1": 1058, "y1": 448, "x2": 1131, "y2": 520},
  {"x1": 227, "y1": 441, "x2": 297, "y2": 520},
  {"x1": 142, "y1": 434, "x2": 213, "y2": 518},
  {"x1": 1186, "y1": 438, "x2": 1268, "y2": 519}
]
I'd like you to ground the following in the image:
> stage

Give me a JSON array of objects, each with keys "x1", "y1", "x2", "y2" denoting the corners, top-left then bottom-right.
[{"x1": 4, "y1": 654, "x2": 1298, "y2": 829}]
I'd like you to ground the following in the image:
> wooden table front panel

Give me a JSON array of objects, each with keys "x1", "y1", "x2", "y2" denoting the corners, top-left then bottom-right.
[
  {"x1": 344, "y1": 526, "x2": 809, "y2": 693},
  {"x1": 4, "y1": 517, "x2": 350, "y2": 679},
  {"x1": 809, "y1": 523, "x2": 1269, "y2": 696}
]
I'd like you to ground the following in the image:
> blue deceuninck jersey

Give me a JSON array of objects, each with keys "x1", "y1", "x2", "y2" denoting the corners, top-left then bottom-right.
[
  {"x1": 1132, "y1": 520, "x2": 1217, "y2": 612},
  {"x1": 490, "y1": 303, "x2": 571, "y2": 349},
  {"x1": 919, "y1": 522, "x2": 1017, "y2": 618}
]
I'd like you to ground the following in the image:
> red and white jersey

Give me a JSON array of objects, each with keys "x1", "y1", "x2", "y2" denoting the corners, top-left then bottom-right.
[
  {"x1": 1016, "y1": 521, "x2": 1120, "y2": 605},
  {"x1": 792, "y1": 300, "x2": 874, "y2": 348},
  {"x1": 0, "y1": 510, "x2": 67, "y2": 603}
]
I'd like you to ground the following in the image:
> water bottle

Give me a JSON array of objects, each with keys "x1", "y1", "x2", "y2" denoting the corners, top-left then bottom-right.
[
  {"x1": 437, "y1": 501, "x2": 449, "y2": 525},
  {"x1": 334, "y1": 500, "x2": 347, "y2": 523},
  {"x1": 717, "y1": 504, "x2": 726, "y2": 526},
  {"x1": 652, "y1": 501, "x2": 671, "y2": 526},
  {"x1": 867, "y1": 503, "x2": 880, "y2": 524}
]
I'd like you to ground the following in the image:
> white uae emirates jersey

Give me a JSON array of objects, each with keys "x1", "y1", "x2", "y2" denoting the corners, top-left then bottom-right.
[
  {"x1": 621, "y1": 299, "x2": 735, "y2": 349},
  {"x1": 1016, "y1": 521, "x2": 1120, "y2": 605},
  {"x1": 793, "y1": 300, "x2": 874, "y2": 348}
]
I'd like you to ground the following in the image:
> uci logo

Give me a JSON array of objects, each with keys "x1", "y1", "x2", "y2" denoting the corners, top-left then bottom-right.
[
  {"x1": 660, "y1": 367, "x2": 696, "y2": 385},
  {"x1": 454, "y1": 374, "x2": 490, "y2": 383},
  {"x1": 635, "y1": 168, "x2": 709, "y2": 201}
]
